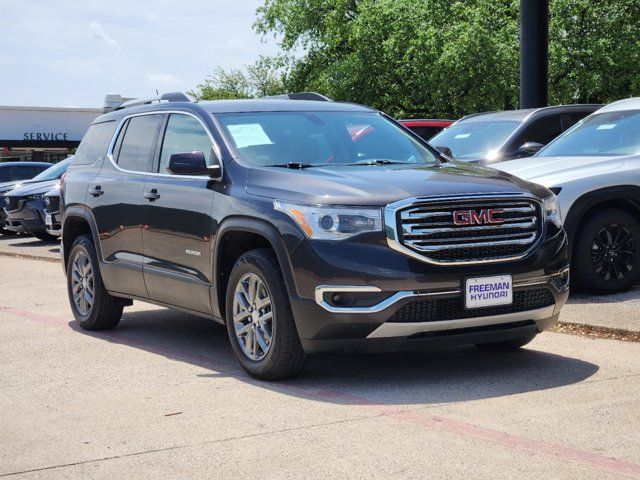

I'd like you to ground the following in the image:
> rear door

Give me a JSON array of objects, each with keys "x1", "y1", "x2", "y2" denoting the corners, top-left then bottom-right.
[
  {"x1": 141, "y1": 112, "x2": 218, "y2": 314},
  {"x1": 87, "y1": 113, "x2": 164, "y2": 298}
]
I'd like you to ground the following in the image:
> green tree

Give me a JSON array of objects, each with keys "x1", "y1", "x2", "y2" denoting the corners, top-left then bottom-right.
[
  {"x1": 255, "y1": 0, "x2": 640, "y2": 117},
  {"x1": 190, "y1": 55, "x2": 286, "y2": 100}
]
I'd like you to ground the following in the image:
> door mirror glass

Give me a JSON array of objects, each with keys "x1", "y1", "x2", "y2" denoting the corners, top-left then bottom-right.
[
  {"x1": 168, "y1": 151, "x2": 221, "y2": 177},
  {"x1": 515, "y1": 141, "x2": 545, "y2": 156}
]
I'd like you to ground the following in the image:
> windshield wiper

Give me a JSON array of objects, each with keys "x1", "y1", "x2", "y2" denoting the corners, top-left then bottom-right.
[
  {"x1": 346, "y1": 160, "x2": 414, "y2": 166},
  {"x1": 265, "y1": 162, "x2": 318, "y2": 169}
]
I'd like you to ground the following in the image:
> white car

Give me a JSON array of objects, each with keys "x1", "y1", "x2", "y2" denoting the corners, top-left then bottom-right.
[{"x1": 493, "y1": 97, "x2": 640, "y2": 294}]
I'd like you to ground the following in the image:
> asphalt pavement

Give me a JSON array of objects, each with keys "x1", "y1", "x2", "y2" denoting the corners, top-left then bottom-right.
[{"x1": 0, "y1": 256, "x2": 639, "y2": 479}]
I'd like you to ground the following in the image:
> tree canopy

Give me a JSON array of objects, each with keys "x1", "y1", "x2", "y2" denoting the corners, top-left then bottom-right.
[{"x1": 193, "y1": 1, "x2": 640, "y2": 118}]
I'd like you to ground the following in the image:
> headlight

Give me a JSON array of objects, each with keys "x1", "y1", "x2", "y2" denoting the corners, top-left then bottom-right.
[
  {"x1": 274, "y1": 200, "x2": 382, "y2": 240},
  {"x1": 543, "y1": 194, "x2": 562, "y2": 228}
]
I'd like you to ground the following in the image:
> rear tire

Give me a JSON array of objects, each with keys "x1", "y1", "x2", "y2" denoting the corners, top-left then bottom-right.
[
  {"x1": 572, "y1": 208, "x2": 640, "y2": 294},
  {"x1": 476, "y1": 332, "x2": 537, "y2": 350},
  {"x1": 66, "y1": 234, "x2": 123, "y2": 330},
  {"x1": 225, "y1": 248, "x2": 305, "y2": 380}
]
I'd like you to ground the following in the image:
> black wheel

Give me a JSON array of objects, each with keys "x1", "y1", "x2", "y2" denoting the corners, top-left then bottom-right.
[
  {"x1": 476, "y1": 332, "x2": 537, "y2": 351},
  {"x1": 0, "y1": 226, "x2": 17, "y2": 236},
  {"x1": 66, "y1": 234, "x2": 123, "y2": 330},
  {"x1": 225, "y1": 248, "x2": 305, "y2": 380},
  {"x1": 572, "y1": 208, "x2": 640, "y2": 294},
  {"x1": 33, "y1": 231, "x2": 57, "y2": 242}
]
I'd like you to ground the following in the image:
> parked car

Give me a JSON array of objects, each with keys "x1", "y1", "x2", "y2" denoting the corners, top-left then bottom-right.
[
  {"x1": 0, "y1": 162, "x2": 53, "y2": 234},
  {"x1": 61, "y1": 92, "x2": 569, "y2": 380},
  {"x1": 429, "y1": 104, "x2": 601, "y2": 164},
  {"x1": 43, "y1": 185, "x2": 62, "y2": 237},
  {"x1": 493, "y1": 98, "x2": 640, "y2": 294},
  {"x1": 399, "y1": 119, "x2": 454, "y2": 140},
  {"x1": 3, "y1": 158, "x2": 71, "y2": 240}
]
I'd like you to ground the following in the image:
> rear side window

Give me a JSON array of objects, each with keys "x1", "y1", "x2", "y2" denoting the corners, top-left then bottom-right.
[
  {"x1": 73, "y1": 121, "x2": 117, "y2": 165},
  {"x1": 116, "y1": 115, "x2": 164, "y2": 172}
]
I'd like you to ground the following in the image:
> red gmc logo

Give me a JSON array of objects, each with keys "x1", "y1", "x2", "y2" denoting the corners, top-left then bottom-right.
[{"x1": 453, "y1": 209, "x2": 505, "y2": 225}]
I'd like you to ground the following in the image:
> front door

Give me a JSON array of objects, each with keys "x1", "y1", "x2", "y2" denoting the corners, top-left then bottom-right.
[
  {"x1": 88, "y1": 113, "x2": 164, "y2": 298},
  {"x1": 141, "y1": 112, "x2": 218, "y2": 314}
]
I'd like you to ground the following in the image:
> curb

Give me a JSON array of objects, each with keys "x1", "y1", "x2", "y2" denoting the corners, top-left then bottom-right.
[
  {"x1": 0, "y1": 250, "x2": 60, "y2": 264},
  {"x1": 553, "y1": 321, "x2": 640, "y2": 342}
]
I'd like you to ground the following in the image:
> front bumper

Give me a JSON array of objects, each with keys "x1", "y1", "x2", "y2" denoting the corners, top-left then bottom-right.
[
  {"x1": 285, "y1": 228, "x2": 569, "y2": 353},
  {"x1": 4, "y1": 200, "x2": 46, "y2": 234},
  {"x1": 44, "y1": 210, "x2": 63, "y2": 237}
]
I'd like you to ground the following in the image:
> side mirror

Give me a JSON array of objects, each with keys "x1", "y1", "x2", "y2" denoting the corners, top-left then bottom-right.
[
  {"x1": 167, "y1": 151, "x2": 221, "y2": 177},
  {"x1": 434, "y1": 145, "x2": 453, "y2": 158},
  {"x1": 515, "y1": 142, "x2": 544, "y2": 157}
]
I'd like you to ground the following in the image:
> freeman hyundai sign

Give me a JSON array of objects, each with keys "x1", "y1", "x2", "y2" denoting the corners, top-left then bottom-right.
[{"x1": 465, "y1": 275, "x2": 513, "y2": 308}]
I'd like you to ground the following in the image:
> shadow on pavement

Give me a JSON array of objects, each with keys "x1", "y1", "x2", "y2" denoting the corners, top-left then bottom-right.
[{"x1": 69, "y1": 306, "x2": 599, "y2": 405}]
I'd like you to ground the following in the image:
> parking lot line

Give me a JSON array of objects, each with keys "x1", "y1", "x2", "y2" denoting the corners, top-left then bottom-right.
[{"x1": 2, "y1": 302, "x2": 639, "y2": 478}]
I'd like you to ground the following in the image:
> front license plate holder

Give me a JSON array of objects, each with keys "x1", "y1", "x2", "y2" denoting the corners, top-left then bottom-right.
[{"x1": 465, "y1": 275, "x2": 513, "y2": 309}]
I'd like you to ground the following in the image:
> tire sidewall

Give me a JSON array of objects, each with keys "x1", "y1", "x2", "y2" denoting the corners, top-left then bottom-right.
[
  {"x1": 225, "y1": 252, "x2": 291, "y2": 377},
  {"x1": 66, "y1": 235, "x2": 98, "y2": 325},
  {"x1": 573, "y1": 209, "x2": 640, "y2": 293}
]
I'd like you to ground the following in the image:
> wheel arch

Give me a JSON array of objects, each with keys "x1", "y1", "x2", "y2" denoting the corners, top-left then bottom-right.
[
  {"x1": 212, "y1": 217, "x2": 300, "y2": 320},
  {"x1": 62, "y1": 206, "x2": 102, "y2": 273},
  {"x1": 564, "y1": 185, "x2": 640, "y2": 254}
]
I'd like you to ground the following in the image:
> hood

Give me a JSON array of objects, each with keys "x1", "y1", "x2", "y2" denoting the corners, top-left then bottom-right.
[
  {"x1": 492, "y1": 155, "x2": 627, "y2": 188},
  {"x1": 0, "y1": 180, "x2": 24, "y2": 194},
  {"x1": 44, "y1": 184, "x2": 61, "y2": 197},
  {"x1": 246, "y1": 162, "x2": 549, "y2": 205},
  {"x1": 5, "y1": 179, "x2": 60, "y2": 197}
]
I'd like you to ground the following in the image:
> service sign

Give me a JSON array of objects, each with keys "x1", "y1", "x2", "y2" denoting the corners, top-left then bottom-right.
[{"x1": 465, "y1": 275, "x2": 513, "y2": 309}]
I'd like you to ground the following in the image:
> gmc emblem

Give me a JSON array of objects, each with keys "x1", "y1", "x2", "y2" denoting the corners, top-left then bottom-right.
[{"x1": 453, "y1": 209, "x2": 505, "y2": 225}]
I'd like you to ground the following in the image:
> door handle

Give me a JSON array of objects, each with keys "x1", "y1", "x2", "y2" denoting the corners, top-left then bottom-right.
[
  {"x1": 144, "y1": 189, "x2": 161, "y2": 201},
  {"x1": 88, "y1": 185, "x2": 104, "y2": 197}
]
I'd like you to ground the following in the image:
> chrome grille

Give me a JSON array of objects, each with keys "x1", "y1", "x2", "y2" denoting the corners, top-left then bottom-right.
[
  {"x1": 388, "y1": 196, "x2": 542, "y2": 264},
  {"x1": 3, "y1": 196, "x2": 20, "y2": 212},
  {"x1": 44, "y1": 195, "x2": 61, "y2": 214}
]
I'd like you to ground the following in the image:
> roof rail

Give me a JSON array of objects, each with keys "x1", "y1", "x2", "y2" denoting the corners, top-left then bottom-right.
[
  {"x1": 108, "y1": 92, "x2": 191, "y2": 111},
  {"x1": 264, "y1": 92, "x2": 332, "y2": 102}
]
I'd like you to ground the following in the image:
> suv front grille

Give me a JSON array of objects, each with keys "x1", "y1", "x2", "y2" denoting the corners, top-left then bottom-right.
[
  {"x1": 44, "y1": 196, "x2": 61, "y2": 213},
  {"x1": 388, "y1": 288, "x2": 555, "y2": 323},
  {"x1": 392, "y1": 196, "x2": 542, "y2": 264},
  {"x1": 3, "y1": 196, "x2": 20, "y2": 212}
]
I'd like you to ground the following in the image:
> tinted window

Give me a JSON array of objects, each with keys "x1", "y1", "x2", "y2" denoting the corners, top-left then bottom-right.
[
  {"x1": 11, "y1": 165, "x2": 47, "y2": 180},
  {"x1": 408, "y1": 126, "x2": 445, "y2": 141},
  {"x1": 514, "y1": 116, "x2": 563, "y2": 146},
  {"x1": 73, "y1": 121, "x2": 117, "y2": 165},
  {"x1": 218, "y1": 112, "x2": 439, "y2": 167},
  {"x1": 117, "y1": 115, "x2": 163, "y2": 172},
  {"x1": 0, "y1": 169, "x2": 9, "y2": 182},
  {"x1": 540, "y1": 110, "x2": 640, "y2": 157},
  {"x1": 159, "y1": 114, "x2": 215, "y2": 173}
]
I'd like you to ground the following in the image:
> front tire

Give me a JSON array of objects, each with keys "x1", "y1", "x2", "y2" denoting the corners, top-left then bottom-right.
[
  {"x1": 66, "y1": 234, "x2": 123, "y2": 330},
  {"x1": 572, "y1": 208, "x2": 640, "y2": 294},
  {"x1": 33, "y1": 231, "x2": 57, "y2": 242},
  {"x1": 225, "y1": 249, "x2": 305, "y2": 380}
]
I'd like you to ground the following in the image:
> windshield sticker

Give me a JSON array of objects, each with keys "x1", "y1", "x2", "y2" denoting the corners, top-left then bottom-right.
[
  {"x1": 596, "y1": 124, "x2": 617, "y2": 130},
  {"x1": 454, "y1": 133, "x2": 471, "y2": 139},
  {"x1": 227, "y1": 124, "x2": 273, "y2": 148}
]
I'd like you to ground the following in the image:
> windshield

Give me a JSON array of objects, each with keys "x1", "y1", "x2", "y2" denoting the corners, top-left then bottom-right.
[
  {"x1": 30, "y1": 158, "x2": 71, "y2": 182},
  {"x1": 217, "y1": 112, "x2": 439, "y2": 167},
  {"x1": 429, "y1": 120, "x2": 520, "y2": 160},
  {"x1": 540, "y1": 110, "x2": 640, "y2": 157}
]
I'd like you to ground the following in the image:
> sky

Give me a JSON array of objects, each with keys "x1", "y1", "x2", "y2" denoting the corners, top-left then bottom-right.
[{"x1": 0, "y1": 0, "x2": 280, "y2": 108}]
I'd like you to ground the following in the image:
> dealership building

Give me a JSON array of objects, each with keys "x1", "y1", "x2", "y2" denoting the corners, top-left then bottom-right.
[{"x1": 0, "y1": 104, "x2": 103, "y2": 163}]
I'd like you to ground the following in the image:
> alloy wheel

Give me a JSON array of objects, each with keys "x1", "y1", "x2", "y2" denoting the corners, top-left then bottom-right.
[
  {"x1": 591, "y1": 223, "x2": 637, "y2": 281},
  {"x1": 71, "y1": 251, "x2": 95, "y2": 315},
  {"x1": 232, "y1": 272, "x2": 274, "y2": 361}
]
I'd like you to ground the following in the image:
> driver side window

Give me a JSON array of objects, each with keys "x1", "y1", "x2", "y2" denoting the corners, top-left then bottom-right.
[{"x1": 158, "y1": 114, "x2": 215, "y2": 173}]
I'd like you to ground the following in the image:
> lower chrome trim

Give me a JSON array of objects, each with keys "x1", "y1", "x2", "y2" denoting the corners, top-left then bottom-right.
[
  {"x1": 314, "y1": 270, "x2": 567, "y2": 314},
  {"x1": 366, "y1": 305, "x2": 555, "y2": 339}
]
